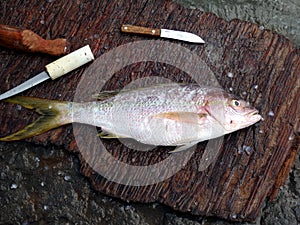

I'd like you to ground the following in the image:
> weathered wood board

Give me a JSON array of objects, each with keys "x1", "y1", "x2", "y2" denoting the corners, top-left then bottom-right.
[{"x1": 0, "y1": 0, "x2": 299, "y2": 221}]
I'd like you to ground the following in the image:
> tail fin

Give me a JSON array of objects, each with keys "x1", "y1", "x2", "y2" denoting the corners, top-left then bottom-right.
[{"x1": 0, "y1": 96, "x2": 72, "y2": 141}]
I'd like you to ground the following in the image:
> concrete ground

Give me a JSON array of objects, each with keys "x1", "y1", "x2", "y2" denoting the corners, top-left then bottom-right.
[{"x1": 0, "y1": 141, "x2": 299, "y2": 224}]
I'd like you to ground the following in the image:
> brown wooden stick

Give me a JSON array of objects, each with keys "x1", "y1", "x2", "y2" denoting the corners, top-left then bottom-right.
[{"x1": 0, "y1": 24, "x2": 68, "y2": 56}]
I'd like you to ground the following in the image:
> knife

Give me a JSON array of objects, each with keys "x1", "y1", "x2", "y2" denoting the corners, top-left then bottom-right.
[
  {"x1": 121, "y1": 24, "x2": 205, "y2": 44},
  {"x1": 0, "y1": 45, "x2": 94, "y2": 100}
]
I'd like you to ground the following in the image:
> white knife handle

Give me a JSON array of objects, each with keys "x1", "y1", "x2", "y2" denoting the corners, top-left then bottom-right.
[{"x1": 45, "y1": 45, "x2": 94, "y2": 80}]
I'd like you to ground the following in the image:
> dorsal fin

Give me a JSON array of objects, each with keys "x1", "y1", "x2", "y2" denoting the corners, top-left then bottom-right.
[
  {"x1": 92, "y1": 90, "x2": 120, "y2": 101},
  {"x1": 92, "y1": 83, "x2": 190, "y2": 101}
]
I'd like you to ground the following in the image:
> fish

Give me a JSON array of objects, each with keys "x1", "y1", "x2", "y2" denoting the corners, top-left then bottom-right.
[{"x1": 0, "y1": 84, "x2": 262, "y2": 152}]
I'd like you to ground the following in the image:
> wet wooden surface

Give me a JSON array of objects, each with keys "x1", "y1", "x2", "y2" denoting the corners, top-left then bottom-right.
[{"x1": 0, "y1": 0, "x2": 299, "y2": 221}]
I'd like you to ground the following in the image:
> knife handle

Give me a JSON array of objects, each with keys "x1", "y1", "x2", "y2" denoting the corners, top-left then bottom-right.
[
  {"x1": 0, "y1": 24, "x2": 68, "y2": 56},
  {"x1": 121, "y1": 25, "x2": 161, "y2": 37},
  {"x1": 45, "y1": 45, "x2": 94, "y2": 80}
]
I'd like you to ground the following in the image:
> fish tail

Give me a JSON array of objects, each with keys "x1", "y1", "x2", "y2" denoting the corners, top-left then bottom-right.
[{"x1": 0, "y1": 96, "x2": 72, "y2": 141}]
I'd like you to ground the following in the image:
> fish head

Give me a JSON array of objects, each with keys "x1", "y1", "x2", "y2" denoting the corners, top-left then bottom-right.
[
  {"x1": 221, "y1": 97, "x2": 262, "y2": 132},
  {"x1": 203, "y1": 89, "x2": 262, "y2": 134}
]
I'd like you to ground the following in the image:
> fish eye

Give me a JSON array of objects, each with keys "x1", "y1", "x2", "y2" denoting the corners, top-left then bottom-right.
[{"x1": 232, "y1": 100, "x2": 240, "y2": 107}]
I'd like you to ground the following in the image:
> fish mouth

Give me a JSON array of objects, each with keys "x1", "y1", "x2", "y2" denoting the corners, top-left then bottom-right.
[
  {"x1": 249, "y1": 110, "x2": 259, "y2": 116},
  {"x1": 247, "y1": 110, "x2": 262, "y2": 121}
]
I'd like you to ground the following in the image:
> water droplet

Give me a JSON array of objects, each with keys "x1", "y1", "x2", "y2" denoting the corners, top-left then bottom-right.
[
  {"x1": 16, "y1": 104, "x2": 22, "y2": 111},
  {"x1": 227, "y1": 72, "x2": 234, "y2": 78},
  {"x1": 253, "y1": 84, "x2": 258, "y2": 89},
  {"x1": 152, "y1": 203, "x2": 159, "y2": 209},
  {"x1": 268, "y1": 111, "x2": 274, "y2": 117},
  {"x1": 93, "y1": 34, "x2": 100, "y2": 39},
  {"x1": 288, "y1": 136, "x2": 294, "y2": 141},
  {"x1": 242, "y1": 91, "x2": 247, "y2": 95},
  {"x1": 101, "y1": 197, "x2": 107, "y2": 203},
  {"x1": 64, "y1": 175, "x2": 71, "y2": 181},
  {"x1": 238, "y1": 146, "x2": 243, "y2": 154},
  {"x1": 40, "y1": 20, "x2": 45, "y2": 25},
  {"x1": 41, "y1": 181, "x2": 45, "y2": 187},
  {"x1": 10, "y1": 183, "x2": 18, "y2": 189},
  {"x1": 43, "y1": 205, "x2": 49, "y2": 210},
  {"x1": 243, "y1": 145, "x2": 252, "y2": 155},
  {"x1": 259, "y1": 25, "x2": 265, "y2": 30},
  {"x1": 229, "y1": 87, "x2": 233, "y2": 92},
  {"x1": 48, "y1": 105, "x2": 52, "y2": 109},
  {"x1": 34, "y1": 157, "x2": 40, "y2": 162},
  {"x1": 231, "y1": 214, "x2": 237, "y2": 219}
]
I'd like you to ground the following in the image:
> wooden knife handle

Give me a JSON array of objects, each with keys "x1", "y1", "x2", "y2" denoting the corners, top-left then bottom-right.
[
  {"x1": 121, "y1": 24, "x2": 161, "y2": 37},
  {"x1": 0, "y1": 24, "x2": 68, "y2": 56}
]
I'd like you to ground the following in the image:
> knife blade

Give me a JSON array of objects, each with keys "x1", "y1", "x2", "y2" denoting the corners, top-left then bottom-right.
[
  {"x1": 121, "y1": 24, "x2": 205, "y2": 44},
  {"x1": 0, "y1": 45, "x2": 94, "y2": 101}
]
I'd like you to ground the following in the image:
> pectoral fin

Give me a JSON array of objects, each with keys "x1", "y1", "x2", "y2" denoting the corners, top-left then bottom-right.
[{"x1": 153, "y1": 112, "x2": 207, "y2": 125}]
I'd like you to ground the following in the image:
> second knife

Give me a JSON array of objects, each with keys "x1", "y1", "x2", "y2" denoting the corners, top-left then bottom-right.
[{"x1": 121, "y1": 24, "x2": 205, "y2": 44}]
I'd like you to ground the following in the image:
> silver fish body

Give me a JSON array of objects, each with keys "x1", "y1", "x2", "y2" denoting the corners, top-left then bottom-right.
[
  {"x1": 70, "y1": 84, "x2": 261, "y2": 148},
  {"x1": 0, "y1": 84, "x2": 262, "y2": 150}
]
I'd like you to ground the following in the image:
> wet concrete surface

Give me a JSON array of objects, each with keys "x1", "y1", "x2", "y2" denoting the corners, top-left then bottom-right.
[
  {"x1": 0, "y1": 141, "x2": 299, "y2": 224},
  {"x1": 175, "y1": 0, "x2": 300, "y2": 48}
]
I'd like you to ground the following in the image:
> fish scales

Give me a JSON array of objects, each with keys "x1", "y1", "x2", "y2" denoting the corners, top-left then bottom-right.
[{"x1": 72, "y1": 85, "x2": 207, "y2": 145}]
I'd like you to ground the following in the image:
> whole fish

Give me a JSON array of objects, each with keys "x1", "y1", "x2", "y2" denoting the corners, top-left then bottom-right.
[{"x1": 0, "y1": 84, "x2": 261, "y2": 152}]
